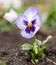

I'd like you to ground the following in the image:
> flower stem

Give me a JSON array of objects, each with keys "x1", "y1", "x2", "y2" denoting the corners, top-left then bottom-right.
[{"x1": 33, "y1": 36, "x2": 36, "y2": 43}]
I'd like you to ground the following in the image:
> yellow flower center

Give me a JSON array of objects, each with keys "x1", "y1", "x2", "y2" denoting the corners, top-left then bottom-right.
[{"x1": 28, "y1": 23, "x2": 32, "y2": 28}]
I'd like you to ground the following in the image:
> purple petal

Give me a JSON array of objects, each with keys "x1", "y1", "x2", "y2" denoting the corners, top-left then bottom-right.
[
  {"x1": 23, "y1": 7, "x2": 39, "y2": 22},
  {"x1": 20, "y1": 26, "x2": 40, "y2": 39},
  {"x1": 20, "y1": 30, "x2": 35, "y2": 39},
  {"x1": 25, "y1": 26, "x2": 35, "y2": 33},
  {"x1": 23, "y1": 20, "x2": 28, "y2": 26},
  {"x1": 32, "y1": 19, "x2": 36, "y2": 25},
  {"x1": 16, "y1": 15, "x2": 27, "y2": 30},
  {"x1": 31, "y1": 26, "x2": 35, "y2": 32},
  {"x1": 25, "y1": 27, "x2": 31, "y2": 33}
]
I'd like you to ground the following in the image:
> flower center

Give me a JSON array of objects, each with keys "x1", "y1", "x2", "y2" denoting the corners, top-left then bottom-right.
[{"x1": 28, "y1": 23, "x2": 32, "y2": 28}]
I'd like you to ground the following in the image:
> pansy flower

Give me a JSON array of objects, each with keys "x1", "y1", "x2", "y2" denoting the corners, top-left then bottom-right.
[
  {"x1": 4, "y1": 9, "x2": 18, "y2": 23},
  {"x1": 16, "y1": 7, "x2": 42, "y2": 39}
]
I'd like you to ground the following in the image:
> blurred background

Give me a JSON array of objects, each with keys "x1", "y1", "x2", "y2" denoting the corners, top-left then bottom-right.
[{"x1": 0, "y1": 0, "x2": 56, "y2": 32}]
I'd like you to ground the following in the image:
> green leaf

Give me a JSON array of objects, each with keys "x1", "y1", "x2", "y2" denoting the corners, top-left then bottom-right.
[
  {"x1": 33, "y1": 42, "x2": 38, "y2": 54},
  {"x1": 33, "y1": 39, "x2": 42, "y2": 54},
  {"x1": 42, "y1": 35, "x2": 52, "y2": 44},
  {"x1": 37, "y1": 48, "x2": 42, "y2": 56},
  {"x1": 36, "y1": 39, "x2": 42, "y2": 46},
  {"x1": 42, "y1": 53, "x2": 45, "y2": 58},
  {"x1": 31, "y1": 52, "x2": 36, "y2": 60},
  {"x1": 22, "y1": 43, "x2": 33, "y2": 50},
  {"x1": 35, "y1": 59, "x2": 38, "y2": 64}
]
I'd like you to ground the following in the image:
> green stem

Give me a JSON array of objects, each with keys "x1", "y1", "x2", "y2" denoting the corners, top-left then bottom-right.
[
  {"x1": 33, "y1": 36, "x2": 36, "y2": 51},
  {"x1": 33, "y1": 36, "x2": 36, "y2": 43}
]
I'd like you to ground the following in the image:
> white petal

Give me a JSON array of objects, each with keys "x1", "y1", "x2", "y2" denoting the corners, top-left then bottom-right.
[
  {"x1": 4, "y1": 9, "x2": 18, "y2": 23},
  {"x1": 32, "y1": 14, "x2": 42, "y2": 27},
  {"x1": 16, "y1": 15, "x2": 27, "y2": 30},
  {"x1": 20, "y1": 30, "x2": 35, "y2": 39},
  {"x1": 23, "y1": 7, "x2": 39, "y2": 22},
  {"x1": 34, "y1": 25, "x2": 40, "y2": 34}
]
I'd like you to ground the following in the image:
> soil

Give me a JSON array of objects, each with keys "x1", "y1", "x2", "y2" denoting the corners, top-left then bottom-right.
[{"x1": 0, "y1": 29, "x2": 56, "y2": 65}]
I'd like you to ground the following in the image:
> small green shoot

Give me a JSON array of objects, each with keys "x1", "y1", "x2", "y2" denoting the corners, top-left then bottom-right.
[{"x1": 22, "y1": 35, "x2": 52, "y2": 64}]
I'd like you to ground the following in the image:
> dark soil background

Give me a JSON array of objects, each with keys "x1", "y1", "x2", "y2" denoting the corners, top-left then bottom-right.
[{"x1": 0, "y1": 29, "x2": 56, "y2": 65}]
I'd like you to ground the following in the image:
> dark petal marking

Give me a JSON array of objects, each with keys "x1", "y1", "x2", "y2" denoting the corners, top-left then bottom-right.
[
  {"x1": 23, "y1": 20, "x2": 28, "y2": 26},
  {"x1": 25, "y1": 27, "x2": 31, "y2": 33},
  {"x1": 25, "y1": 26, "x2": 35, "y2": 33},
  {"x1": 31, "y1": 26, "x2": 35, "y2": 32},
  {"x1": 32, "y1": 19, "x2": 36, "y2": 25}
]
